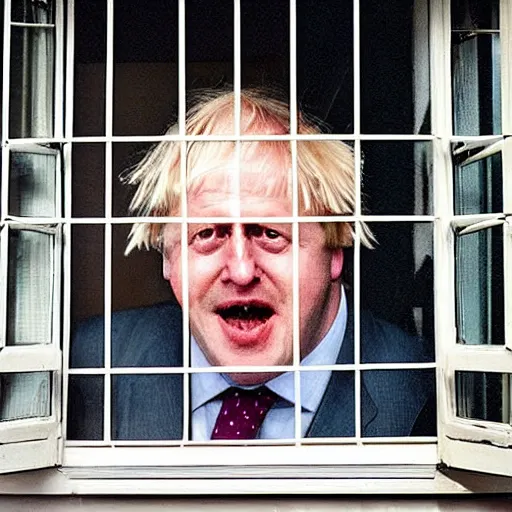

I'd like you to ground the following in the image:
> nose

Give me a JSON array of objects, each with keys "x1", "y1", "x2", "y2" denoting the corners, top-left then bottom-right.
[{"x1": 221, "y1": 224, "x2": 259, "y2": 286}]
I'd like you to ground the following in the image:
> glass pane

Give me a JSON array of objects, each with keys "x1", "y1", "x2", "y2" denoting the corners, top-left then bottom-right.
[
  {"x1": 297, "y1": 1, "x2": 353, "y2": 132},
  {"x1": 74, "y1": 0, "x2": 106, "y2": 136},
  {"x1": 9, "y1": 25, "x2": 55, "y2": 138},
  {"x1": 456, "y1": 226, "x2": 504, "y2": 345},
  {"x1": 451, "y1": 0, "x2": 499, "y2": 30},
  {"x1": 7, "y1": 229, "x2": 54, "y2": 345},
  {"x1": 187, "y1": 0, "x2": 233, "y2": 99},
  {"x1": 0, "y1": 372, "x2": 51, "y2": 421},
  {"x1": 360, "y1": 222, "x2": 435, "y2": 360},
  {"x1": 66, "y1": 375, "x2": 104, "y2": 440},
  {"x1": 9, "y1": 149, "x2": 57, "y2": 217},
  {"x1": 12, "y1": 0, "x2": 54, "y2": 24},
  {"x1": 453, "y1": 146, "x2": 502, "y2": 215},
  {"x1": 112, "y1": 375, "x2": 183, "y2": 440},
  {"x1": 72, "y1": 143, "x2": 105, "y2": 217},
  {"x1": 70, "y1": 224, "x2": 104, "y2": 367},
  {"x1": 452, "y1": 33, "x2": 501, "y2": 136},
  {"x1": 241, "y1": 0, "x2": 289, "y2": 93},
  {"x1": 113, "y1": 0, "x2": 178, "y2": 136},
  {"x1": 362, "y1": 369, "x2": 436, "y2": 437},
  {"x1": 360, "y1": 0, "x2": 430, "y2": 134},
  {"x1": 362, "y1": 141, "x2": 433, "y2": 215},
  {"x1": 456, "y1": 371, "x2": 510, "y2": 424}
]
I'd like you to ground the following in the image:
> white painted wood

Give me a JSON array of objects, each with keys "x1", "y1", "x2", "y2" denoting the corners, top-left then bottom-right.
[
  {"x1": 62, "y1": 444, "x2": 437, "y2": 467},
  {"x1": 0, "y1": 346, "x2": 61, "y2": 372},
  {"x1": 0, "y1": 433, "x2": 60, "y2": 474}
]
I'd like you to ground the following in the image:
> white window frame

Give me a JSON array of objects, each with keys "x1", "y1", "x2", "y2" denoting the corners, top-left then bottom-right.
[
  {"x1": 0, "y1": 0, "x2": 510, "y2": 493},
  {"x1": 0, "y1": 0, "x2": 64, "y2": 473}
]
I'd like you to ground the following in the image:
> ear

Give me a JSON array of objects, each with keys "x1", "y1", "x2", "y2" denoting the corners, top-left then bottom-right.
[
  {"x1": 163, "y1": 254, "x2": 172, "y2": 281},
  {"x1": 330, "y1": 248, "x2": 344, "y2": 281}
]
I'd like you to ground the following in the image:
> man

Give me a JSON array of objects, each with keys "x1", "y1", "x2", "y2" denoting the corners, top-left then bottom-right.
[{"x1": 68, "y1": 89, "x2": 435, "y2": 441}]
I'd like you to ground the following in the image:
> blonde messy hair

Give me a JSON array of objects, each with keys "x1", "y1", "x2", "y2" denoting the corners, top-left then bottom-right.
[{"x1": 124, "y1": 88, "x2": 373, "y2": 254}]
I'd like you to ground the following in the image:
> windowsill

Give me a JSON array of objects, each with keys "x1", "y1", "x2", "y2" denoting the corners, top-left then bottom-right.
[{"x1": 0, "y1": 467, "x2": 511, "y2": 494}]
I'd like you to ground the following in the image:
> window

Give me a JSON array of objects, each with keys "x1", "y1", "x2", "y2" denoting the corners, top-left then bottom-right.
[{"x1": 0, "y1": 0, "x2": 511, "y2": 493}]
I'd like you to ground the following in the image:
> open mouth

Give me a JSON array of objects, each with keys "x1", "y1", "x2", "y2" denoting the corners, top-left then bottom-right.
[{"x1": 216, "y1": 302, "x2": 274, "y2": 331}]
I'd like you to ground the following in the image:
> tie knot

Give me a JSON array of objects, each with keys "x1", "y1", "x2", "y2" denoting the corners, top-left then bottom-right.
[{"x1": 211, "y1": 387, "x2": 278, "y2": 440}]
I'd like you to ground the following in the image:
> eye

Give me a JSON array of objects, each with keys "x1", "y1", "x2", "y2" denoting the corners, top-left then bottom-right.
[
  {"x1": 189, "y1": 225, "x2": 230, "y2": 253},
  {"x1": 246, "y1": 224, "x2": 290, "y2": 253}
]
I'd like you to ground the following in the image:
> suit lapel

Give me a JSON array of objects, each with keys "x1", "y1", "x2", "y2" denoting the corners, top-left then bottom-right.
[{"x1": 306, "y1": 301, "x2": 378, "y2": 438}]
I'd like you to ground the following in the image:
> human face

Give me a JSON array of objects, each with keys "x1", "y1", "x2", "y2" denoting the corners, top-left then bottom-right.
[{"x1": 162, "y1": 149, "x2": 343, "y2": 385}]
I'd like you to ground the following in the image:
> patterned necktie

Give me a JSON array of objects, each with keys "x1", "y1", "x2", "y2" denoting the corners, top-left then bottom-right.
[{"x1": 211, "y1": 387, "x2": 278, "y2": 440}]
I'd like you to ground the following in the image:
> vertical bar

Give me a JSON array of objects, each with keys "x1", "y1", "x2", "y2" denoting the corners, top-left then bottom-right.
[
  {"x1": 0, "y1": 0, "x2": 11, "y2": 350},
  {"x1": 61, "y1": 0, "x2": 75, "y2": 443},
  {"x1": 501, "y1": 0, "x2": 512, "y2": 352},
  {"x1": 353, "y1": 0, "x2": 362, "y2": 444},
  {"x1": 53, "y1": 0, "x2": 64, "y2": 138},
  {"x1": 103, "y1": 0, "x2": 115, "y2": 443},
  {"x1": 233, "y1": 0, "x2": 241, "y2": 209},
  {"x1": 178, "y1": 0, "x2": 190, "y2": 443},
  {"x1": 289, "y1": 0, "x2": 301, "y2": 444},
  {"x1": 430, "y1": 0, "x2": 456, "y2": 448}
]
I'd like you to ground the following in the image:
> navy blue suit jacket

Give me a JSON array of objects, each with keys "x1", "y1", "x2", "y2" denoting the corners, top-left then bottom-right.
[{"x1": 68, "y1": 302, "x2": 435, "y2": 440}]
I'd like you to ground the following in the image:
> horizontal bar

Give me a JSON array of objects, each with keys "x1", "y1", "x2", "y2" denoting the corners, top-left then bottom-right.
[
  {"x1": 67, "y1": 362, "x2": 436, "y2": 375},
  {"x1": 10, "y1": 22, "x2": 55, "y2": 29},
  {"x1": 3, "y1": 215, "x2": 437, "y2": 225}
]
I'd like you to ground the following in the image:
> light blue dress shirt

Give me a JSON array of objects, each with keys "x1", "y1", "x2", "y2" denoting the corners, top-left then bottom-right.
[{"x1": 191, "y1": 287, "x2": 347, "y2": 440}]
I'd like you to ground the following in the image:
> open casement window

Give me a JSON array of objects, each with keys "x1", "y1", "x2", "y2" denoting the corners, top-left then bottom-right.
[
  {"x1": 0, "y1": 145, "x2": 63, "y2": 474},
  {"x1": 0, "y1": 0, "x2": 63, "y2": 474},
  {"x1": 436, "y1": 0, "x2": 512, "y2": 477}
]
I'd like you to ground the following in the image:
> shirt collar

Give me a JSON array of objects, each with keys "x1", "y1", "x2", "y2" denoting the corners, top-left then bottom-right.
[{"x1": 191, "y1": 286, "x2": 347, "y2": 413}]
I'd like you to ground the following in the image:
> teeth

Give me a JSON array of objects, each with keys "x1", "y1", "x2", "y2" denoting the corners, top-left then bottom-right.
[{"x1": 243, "y1": 305, "x2": 249, "y2": 314}]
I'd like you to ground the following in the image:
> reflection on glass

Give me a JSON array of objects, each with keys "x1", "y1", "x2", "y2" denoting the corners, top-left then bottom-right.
[
  {"x1": 452, "y1": 33, "x2": 501, "y2": 136},
  {"x1": 451, "y1": 0, "x2": 499, "y2": 30},
  {"x1": 456, "y1": 371, "x2": 510, "y2": 424},
  {"x1": 453, "y1": 146, "x2": 502, "y2": 215},
  {"x1": 362, "y1": 141, "x2": 433, "y2": 216},
  {"x1": 7, "y1": 229, "x2": 54, "y2": 345},
  {"x1": 9, "y1": 149, "x2": 57, "y2": 217},
  {"x1": 0, "y1": 372, "x2": 51, "y2": 421},
  {"x1": 456, "y1": 226, "x2": 504, "y2": 345},
  {"x1": 66, "y1": 375, "x2": 104, "y2": 440},
  {"x1": 362, "y1": 370, "x2": 436, "y2": 437},
  {"x1": 112, "y1": 375, "x2": 183, "y2": 440},
  {"x1": 9, "y1": 22, "x2": 55, "y2": 138},
  {"x1": 12, "y1": 0, "x2": 54, "y2": 24}
]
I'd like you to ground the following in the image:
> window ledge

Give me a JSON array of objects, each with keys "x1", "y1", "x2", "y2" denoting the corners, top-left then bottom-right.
[{"x1": 2, "y1": 467, "x2": 512, "y2": 494}]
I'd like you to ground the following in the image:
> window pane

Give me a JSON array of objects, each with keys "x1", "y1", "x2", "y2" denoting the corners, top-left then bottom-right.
[
  {"x1": 9, "y1": 24, "x2": 55, "y2": 138},
  {"x1": 453, "y1": 146, "x2": 502, "y2": 215},
  {"x1": 455, "y1": 226, "x2": 504, "y2": 345},
  {"x1": 456, "y1": 371, "x2": 510, "y2": 424},
  {"x1": 362, "y1": 369, "x2": 436, "y2": 437},
  {"x1": 360, "y1": 0, "x2": 430, "y2": 134},
  {"x1": 67, "y1": 375, "x2": 104, "y2": 440},
  {"x1": 74, "y1": 0, "x2": 107, "y2": 137},
  {"x1": 452, "y1": 33, "x2": 501, "y2": 136},
  {"x1": 360, "y1": 222, "x2": 434, "y2": 357},
  {"x1": 112, "y1": 375, "x2": 183, "y2": 440},
  {"x1": 12, "y1": 0, "x2": 54, "y2": 24},
  {"x1": 0, "y1": 372, "x2": 51, "y2": 421},
  {"x1": 451, "y1": 0, "x2": 499, "y2": 31},
  {"x1": 72, "y1": 143, "x2": 105, "y2": 217},
  {"x1": 7, "y1": 229, "x2": 54, "y2": 346},
  {"x1": 9, "y1": 149, "x2": 57, "y2": 217},
  {"x1": 362, "y1": 141, "x2": 433, "y2": 215},
  {"x1": 113, "y1": 0, "x2": 179, "y2": 136},
  {"x1": 70, "y1": 224, "x2": 104, "y2": 366}
]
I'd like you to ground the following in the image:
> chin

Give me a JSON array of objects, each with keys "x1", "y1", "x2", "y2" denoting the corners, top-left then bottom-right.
[{"x1": 227, "y1": 371, "x2": 279, "y2": 386}]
